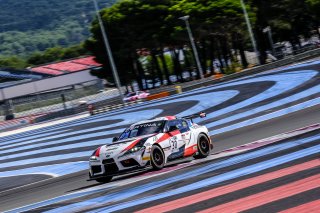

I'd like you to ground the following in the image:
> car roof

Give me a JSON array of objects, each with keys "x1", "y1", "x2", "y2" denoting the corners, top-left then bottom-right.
[{"x1": 130, "y1": 116, "x2": 177, "y2": 127}]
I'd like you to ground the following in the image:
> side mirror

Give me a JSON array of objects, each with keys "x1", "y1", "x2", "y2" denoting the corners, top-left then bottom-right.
[
  {"x1": 168, "y1": 125, "x2": 179, "y2": 132},
  {"x1": 112, "y1": 137, "x2": 118, "y2": 142}
]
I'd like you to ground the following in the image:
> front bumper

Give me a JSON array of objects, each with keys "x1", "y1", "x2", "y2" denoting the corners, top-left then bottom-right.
[{"x1": 89, "y1": 152, "x2": 150, "y2": 179}]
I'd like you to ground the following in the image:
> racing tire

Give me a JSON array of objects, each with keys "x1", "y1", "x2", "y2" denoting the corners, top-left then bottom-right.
[
  {"x1": 194, "y1": 134, "x2": 210, "y2": 159},
  {"x1": 95, "y1": 176, "x2": 113, "y2": 183},
  {"x1": 151, "y1": 145, "x2": 165, "y2": 170}
]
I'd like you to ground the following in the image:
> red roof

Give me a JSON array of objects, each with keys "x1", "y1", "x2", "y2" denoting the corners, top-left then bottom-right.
[
  {"x1": 71, "y1": 56, "x2": 101, "y2": 66},
  {"x1": 30, "y1": 56, "x2": 102, "y2": 76},
  {"x1": 45, "y1": 62, "x2": 89, "y2": 72},
  {"x1": 30, "y1": 67, "x2": 65, "y2": 75}
]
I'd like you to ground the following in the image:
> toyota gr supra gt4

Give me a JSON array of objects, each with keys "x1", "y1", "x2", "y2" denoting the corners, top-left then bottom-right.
[{"x1": 88, "y1": 112, "x2": 212, "y2": 183}]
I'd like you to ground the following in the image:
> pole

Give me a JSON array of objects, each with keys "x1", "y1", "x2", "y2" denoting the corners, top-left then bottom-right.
[
  {"x1": 93, "y1": 0, "x2": 124, "y2": 103},
  {"x1": 267, "y1": 27, "x2": 275, "y2": 55},
  {"x1": 179, "y1": 16, "x2": 204, "y2": 79},
  {"x1": 240, "y1": 0, "x2": 260, "y2": 65}
]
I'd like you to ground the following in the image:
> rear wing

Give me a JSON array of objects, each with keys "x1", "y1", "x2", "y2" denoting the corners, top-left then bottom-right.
[{"x1": 181, "y1": 112, "x2": 206, "y2": 122}]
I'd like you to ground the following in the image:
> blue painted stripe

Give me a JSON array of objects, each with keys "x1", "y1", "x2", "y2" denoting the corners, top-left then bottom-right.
[
  {"x1": 5, "y1": 188, "x2": 110, "y2": 213},
  {"x1": 91, "y1": 144, "x2": 320, "y2": 213},
  {"x1": 0, "y1": 109, "x2": 163, "y2": 152},
  {"x1": 0, "y1": 129, "x2": 71, "y2": 146},
  {"x1": 197, "y1": 71, "x2": 317, "y2": 122},
  {"x1": 211, "y1": 97, "x2": 320, "y2": 135},
  {"x1": 0, "y1": 161, "x2": 88, "y2": 178},
  {"x1": 0, "y1": 151, "x2": 91, "y2": 169},
  {"x1": 38, "y1": 134, "x2": 320, "y2": 213},
  {"x1": 206, "y1": 84, "x2": 320, "y2": 129},
  {"x1": 0, "y1": 70, "x2": 315, "y2": 144}
]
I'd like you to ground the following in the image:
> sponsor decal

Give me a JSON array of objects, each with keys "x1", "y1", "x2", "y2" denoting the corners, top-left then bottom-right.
[
  {"x1": 142, "y1": 156, "x2": 151, "y2": 161},
  {"x1": 133, "y1": 122, "x2": 163, "y2": 129},
  {"x1": 153, "y1": 136, "x2": 158, "y2": 142},
  {"x1": 106, "y1": 147, "x2": 118, "y2": 151}
]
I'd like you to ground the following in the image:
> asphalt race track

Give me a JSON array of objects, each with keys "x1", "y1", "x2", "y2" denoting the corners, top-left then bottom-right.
[{"x1": 0, "y1": 59, "x2": 319, "y2": 212}]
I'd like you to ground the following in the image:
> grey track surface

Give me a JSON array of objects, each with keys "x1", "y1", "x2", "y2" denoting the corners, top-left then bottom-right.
[{"x1": 0, "y1": 105, "x2": 319, "y2": 212}]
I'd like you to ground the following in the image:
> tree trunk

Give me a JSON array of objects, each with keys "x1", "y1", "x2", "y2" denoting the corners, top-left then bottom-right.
[
  {"x1": 209, "y1": 35, "x2": 216, "y2": 75},
  {"x1": 199, "y1": 39, "x2": 207, "y2": 75},
  {"x1": 159, "y1": 47, "x2": 172, "y2": 85},
  {"x1": 215, "y1": 36, "x2": 225, "y2": 73},
  {"x1": 136, "y1": 59, "x2": 148, "y2": 90},
  {"x1": 131, "y1": 56, "x2": 143, "y2": 90},
  {"x1": 182, "y1": 48, "x2": 193, "y2": 80},
  {"x1": 171, "y1": 48, "x2": 184, "y2": 83},
  {"x1": 151, "y1": 49, "x2": 163, "y2": 85},
  {"x1": 237, "y1": 33, "x2": 248, "y2": 68},
  {"x1": 221, "y1": 35, "x2": 230, "y2": 70}
]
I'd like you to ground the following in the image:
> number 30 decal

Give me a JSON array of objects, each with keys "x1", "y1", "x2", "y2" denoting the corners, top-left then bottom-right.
[{"x1": 170, "y1": 136, "x2": 178, "y2": 150}]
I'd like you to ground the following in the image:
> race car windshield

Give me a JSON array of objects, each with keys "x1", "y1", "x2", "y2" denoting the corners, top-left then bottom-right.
[{"x1": 118, "y1": 121, "x2": 165, "y2": 140}]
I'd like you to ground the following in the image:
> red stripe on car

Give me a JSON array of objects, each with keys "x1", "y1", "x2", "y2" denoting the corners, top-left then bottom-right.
[
  {"x1": 183, "y1": 145, "x2": 197, "y2": 157},
  {"x1": 157, "y1": 130, "x2": 180, "y2": 143},
  {"x1": 95, "y1": 147, "x2": 101, "y2": 157},
  {"x1": 121, "y1": 138, "x2": 142, "y2": 152},
  {"x1": 165, "y1": 116, "x2": 176, "y2": 120}
]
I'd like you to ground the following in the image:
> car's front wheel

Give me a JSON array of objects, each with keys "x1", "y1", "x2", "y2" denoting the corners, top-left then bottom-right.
[
  {"x1": 95, "y1": 176, "x2": 113, "y2": 183},
  {"x1": 194, "y1": 134, "x2": 210, "y2": 159},
  {"x1": 151, "y1": 145, "x2": 165, "y2": 170}
]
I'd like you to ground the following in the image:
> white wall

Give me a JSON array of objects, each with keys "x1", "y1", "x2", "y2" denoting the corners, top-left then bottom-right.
[{"x1": 0, "y1": 70, "x2": 99, "y2": 101}]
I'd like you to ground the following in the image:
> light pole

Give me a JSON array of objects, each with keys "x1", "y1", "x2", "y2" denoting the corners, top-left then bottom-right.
[
  {"x1": 263, "y1": 26, "x2": 275, "y2": 56},
  {"x1": 93, "y1": 0, "x2": 124, "y2": 103},
  {"x1": 240, "y1": 0, "x2": 260, "y2": 64},
  {"x1": 179, "y1": 15, "x2": 204, "y2": 79}
]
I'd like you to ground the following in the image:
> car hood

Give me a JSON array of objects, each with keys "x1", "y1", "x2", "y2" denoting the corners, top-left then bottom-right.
[{"x1": 99, "y1": 134, "x2": 156, "y2": 159}]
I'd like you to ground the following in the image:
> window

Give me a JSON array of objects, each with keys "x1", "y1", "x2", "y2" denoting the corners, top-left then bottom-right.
[
  {"x1": 167, "y1": 119, "x2": 189, "y2": 133},
  {"x1": 118, "y1": 121, "x2": 165, "y2": 140}
]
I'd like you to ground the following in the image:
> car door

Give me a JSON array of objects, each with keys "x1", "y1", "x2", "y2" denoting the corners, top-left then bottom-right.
[
  {"x1": 179, "y1": 119, "x2": 192, "y2": 146},
  {"x1": 166, "y1": 119, "x2": 188, "y2": 161}
]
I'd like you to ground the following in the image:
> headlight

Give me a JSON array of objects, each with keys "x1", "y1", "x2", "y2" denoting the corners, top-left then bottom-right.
[
  {"x1": 89, "y1": 156, "x2": 99, "y2": 161},
  {"x1": 123, "y1": 146, "x2": 145, "y2": 156}
]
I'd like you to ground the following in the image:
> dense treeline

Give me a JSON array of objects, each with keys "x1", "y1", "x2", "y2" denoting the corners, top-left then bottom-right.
[
  {"x1": 0, "y1": 0, "x2": 319, "y2": 89},
  {"x1": 0, "y1": 0, "x2": 116, "y2": 57},
  {"x1": 87, "y1": 0, "x2": 320, "y2": 90},
  {"x1": 0, "y1": 44, "x2": 88, "y2": 69}
]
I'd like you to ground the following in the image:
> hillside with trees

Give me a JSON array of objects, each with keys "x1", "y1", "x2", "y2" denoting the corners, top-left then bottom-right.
[{"x1": 0, "y1": 0, "x2": 116, "y2": 57}]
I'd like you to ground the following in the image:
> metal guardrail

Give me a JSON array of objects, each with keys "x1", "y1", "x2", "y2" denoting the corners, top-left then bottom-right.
[{"x1": 90, "y1": 100, "x2": 142, "y2": 115}]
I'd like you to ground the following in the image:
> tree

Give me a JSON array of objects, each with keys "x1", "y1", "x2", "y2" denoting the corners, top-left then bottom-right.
[{"x1": 86, "y1": 0, "x2": 175, "y2": 89}]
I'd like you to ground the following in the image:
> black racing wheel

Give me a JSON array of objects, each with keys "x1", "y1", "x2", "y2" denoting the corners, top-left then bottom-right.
[
  {"x1": 151, "y1": 145, "x2": 165, "y2": 170},
  {"x1": 95, "y1": 176, "x2": 113, "y2": 183},
  {"x1": 194, "y1": 134, "x2": 210, "y2": 159}
]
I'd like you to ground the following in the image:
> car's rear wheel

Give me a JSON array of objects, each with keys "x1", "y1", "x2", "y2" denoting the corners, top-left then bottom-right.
[
  {"x1": 151, "y1": 145, "x2": 165, "y2": 170},
  {"x1": 194, "y1": 134, "x2": 210, "y2": 159},
  {"x1": 95, "y1": 176, "x2": 113, "y2": 183}
]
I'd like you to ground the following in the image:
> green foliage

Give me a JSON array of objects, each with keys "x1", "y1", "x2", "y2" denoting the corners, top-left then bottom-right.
[
  {"x1": 0, "y1": 43, "x2": 88, "y2": 68},
  {"x1": 0, "y1": 56, "x2": 27, "y2": 69},
  {"x1": 27, "y1": 44, "x2": 88, "y2": 65},
  {"x1": 0, "y1": 0, "x2": 116, "y2": 57}
]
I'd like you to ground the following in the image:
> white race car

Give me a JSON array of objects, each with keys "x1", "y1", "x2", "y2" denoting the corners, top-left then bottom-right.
[{"x1": 88, "y1": 112, "x2": 212, "y2": 183}]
